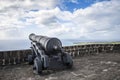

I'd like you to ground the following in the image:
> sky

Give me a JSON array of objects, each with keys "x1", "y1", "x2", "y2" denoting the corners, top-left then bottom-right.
[{"x1": 0, "y1": 0, "x2": 120, "y2": 50}]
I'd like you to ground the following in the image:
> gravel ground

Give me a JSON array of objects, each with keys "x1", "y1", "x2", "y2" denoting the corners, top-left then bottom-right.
[{"x1": 0, "y1": 53, "x2": 120, "y2": 80}]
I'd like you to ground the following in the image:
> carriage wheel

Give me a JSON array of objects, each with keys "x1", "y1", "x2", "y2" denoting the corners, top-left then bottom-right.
[
  {"x1": 63, "y1": 53, "x2": 73, "y2": 68},
  {"x1": 34, "y1": 57, "x2": 42, "y2": 74},
  {"x1": 28, "y1": 55, "x2": 34, "y2": 65}
]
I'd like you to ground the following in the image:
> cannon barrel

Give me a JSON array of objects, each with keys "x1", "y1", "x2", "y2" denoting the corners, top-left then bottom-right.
[{"x1": 29, "y1": 33, "x2": 62, "y2": 52}]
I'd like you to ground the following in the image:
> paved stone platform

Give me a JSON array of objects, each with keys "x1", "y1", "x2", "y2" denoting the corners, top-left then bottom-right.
[{"x1": 0, "y1": 53, "x2": 120, "y2": 80}]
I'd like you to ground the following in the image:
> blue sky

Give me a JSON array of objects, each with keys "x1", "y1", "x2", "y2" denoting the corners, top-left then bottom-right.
[
  {"x1": 60, "y1": 0, "x2": 110, "y2": 12},
  {"x1": 0, "y1": 0, "x2": 120, "y2": 50}
]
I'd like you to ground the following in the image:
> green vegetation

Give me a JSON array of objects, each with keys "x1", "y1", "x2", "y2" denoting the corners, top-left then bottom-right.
[{"x1": 74, "y1": 41, "x2": 120, "y2": 45}]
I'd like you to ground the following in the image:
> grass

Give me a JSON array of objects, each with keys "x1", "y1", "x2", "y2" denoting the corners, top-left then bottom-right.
[{"x1": 74, "y1": 41, "x2": 120, "y2": 45}]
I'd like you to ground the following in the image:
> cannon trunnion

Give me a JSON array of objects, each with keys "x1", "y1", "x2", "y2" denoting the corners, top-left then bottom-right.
[{"x1": 28, "y1": 33, "x2": 73, "y2": 74}]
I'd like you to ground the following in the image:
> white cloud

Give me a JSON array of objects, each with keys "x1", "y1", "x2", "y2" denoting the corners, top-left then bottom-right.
[
  {"x1": 69, "y1": 0, "x2": 79, "y2": 4},
  {"x1": 0, "y1": 0, "x2": 120, "y2": 42},
  {"x1": 0, "y1": 0, "x2": 60, "y2": 10}
]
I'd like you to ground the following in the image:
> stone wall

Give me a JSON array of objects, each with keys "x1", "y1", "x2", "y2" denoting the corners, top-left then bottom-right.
[{"x1": 0, "y1": 44, "x2": 120, "y2": 66}]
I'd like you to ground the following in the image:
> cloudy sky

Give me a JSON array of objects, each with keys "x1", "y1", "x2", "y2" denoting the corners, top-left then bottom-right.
[{"x1": 0, "y1": 0, "x2": 120, "y2": 50}]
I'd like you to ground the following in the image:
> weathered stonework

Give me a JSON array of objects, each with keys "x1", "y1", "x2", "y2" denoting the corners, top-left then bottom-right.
[{"x1": 0, "y1": 44, "x2": 120, "y2": 66}]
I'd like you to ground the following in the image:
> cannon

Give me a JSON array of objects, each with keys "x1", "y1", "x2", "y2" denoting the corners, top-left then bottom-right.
[{"x1": 28, "y1": 33, "x2": 73, "y2": 74}]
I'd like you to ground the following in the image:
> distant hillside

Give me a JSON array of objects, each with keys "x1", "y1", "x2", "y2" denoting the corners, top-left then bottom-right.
[{"x1": 74, "y1": 41, "x2": 120, "y2": 45}]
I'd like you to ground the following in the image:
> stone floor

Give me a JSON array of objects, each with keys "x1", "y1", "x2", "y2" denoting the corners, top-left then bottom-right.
[{"x1": 0, "y1": 53, "x2": 120, "y2": 80}]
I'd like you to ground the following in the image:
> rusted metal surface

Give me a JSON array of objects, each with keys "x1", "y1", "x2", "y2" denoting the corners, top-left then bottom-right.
[{"x1": 0, "y1": 44, "x2": 120, "y2": 66}]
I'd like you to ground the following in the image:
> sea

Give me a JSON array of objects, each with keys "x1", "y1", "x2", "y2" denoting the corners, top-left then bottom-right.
[{"x1": 0, "y1": 39, "x2": 78, "y2": 51}]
